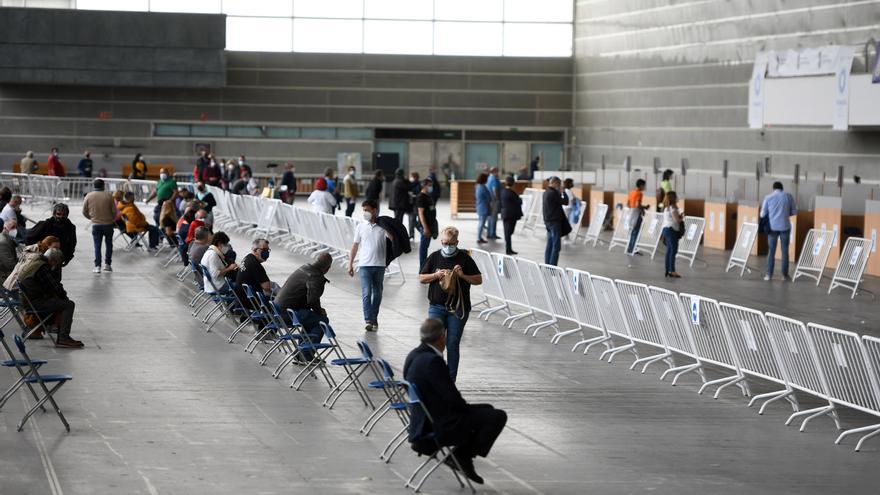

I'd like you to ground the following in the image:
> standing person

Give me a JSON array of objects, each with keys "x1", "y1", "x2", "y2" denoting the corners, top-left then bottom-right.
[
  {"x1": 486, "y1": 168, "x2": 501, "y2": 240},
  {"x1": 146, "y1": 168, "x2": 178, "y2": 226},
  {"x1": 500, "y1": 176, "x2": 522, "y2": 255},
  {"x1": 342, "y1": 165, "x2": 359, "y2": 217},
  {"x1": 529, "y1": 155, "x2": 540, "y2": 180},
  {"x1": 657, "y1": 169, "x2": 674, "y2": 211},
  {"x1": 542, "y1": 176, "x2": 569, "y2": 266},
  {"x1": 347, "y1": 199, "x2": 387, "y2": 332},
  {"x1": 222, "y1": 159, "x2": 239, "y2": 190},
  {"x1": 474, "y1": 173, "x2": 491, "y2": 244},
  {"x1": 408, "y1": 171, "x2": 421, "y2": 240},
  {"x1": 307, "y1": 178, "x2": 337, "y2": 214},
  {"x1": 82, "y1": 179, "x2": 118, "y2": 274},
  {"x1": 625, "y1": 179, "x2": 646, "y2": 255},
  {"x1": 77, "y1": 151, "x2": 93, "y2": 177},
  {"x1": 238, "y1": 155, "x2": 252, "y2": 178},
  {"x1": 130, "y1": 153, "x2": 147, "y2": 180},
  {"x1": 323, "y1": 168, "x2": 337, "y2": 195},
  {"x1": 661, "y1": 191, "x2": 683, "y2": 278},
  {"x1": 47, "y1": 147, "x2": 66, "y2": 176},
  {"x1": 280, "y1": 163, "x2": 297, "y2": 204},
  {"x1": 389, "y1": 168, "x2": 411, "y2": 228},
  {"x1": 416, "y1": 178, "x2": 438, "y2": 270},
  {"x1": 427, "y1": 166, "x2": 442, "y2": 203},
  {"x1": 20, "y1": 151, "x2": 37, "y2": 174},
  {"x1": 194, "y1": 149, "x2": 210, "y2": 184},
  {"x1": 365, "y1": 170, "x2": 384, "y2": 204},
  {"x1": 760, "y1": 181, "x2": 797, "y2": 281},
  {"x1": 418, "y1": 226, "x2": 482, "y2": 382},
  {"x1": 203, "y1": 158, "x2": 222, "y2": 187}
]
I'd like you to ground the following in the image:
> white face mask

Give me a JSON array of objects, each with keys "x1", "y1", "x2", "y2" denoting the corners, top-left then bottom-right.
[
  {"x1": 238, "y1": 160, "x2": 244, "y2": 165},
  {"x1": 159, "y1": 173, "x2": 168, "y2": 181},
  {"x1": 8, "y1": 229, "x2": 17, "y2": 238},
  {"x1": 363, "y1": 211, "x2": 373, "y2": 222},
  {"x1": 221, "y1": 245, "x2": 231, "y2": 254}
]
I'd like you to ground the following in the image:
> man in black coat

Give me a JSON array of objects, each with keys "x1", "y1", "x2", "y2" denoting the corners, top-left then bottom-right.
[
  {"x1": 404, "y1": 318, "x2": 507, "y2": 485},
  {"x1": 26, "y1": 203, "x2": 77, "y2": 266},
  {"x1": 542, "y1": 176, "x2": 569, "y2": 266},
  {"x1": 389, "y1": 168, "x2": 411, "y2": 230},
  {"x1": 499, "y1": 176, "x2": 522, "y2": 255}
]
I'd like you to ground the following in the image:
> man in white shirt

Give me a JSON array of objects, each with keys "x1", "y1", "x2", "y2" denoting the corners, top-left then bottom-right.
[
  {"x1": 200, "y1": 231, "x2": 238, "y2": 293},
  {"x1": 348, "y1": 199, "x2": 387, "y2": 332},
  {"x1": 0, "y1": 195, "x2": 22, "y2": 226}
]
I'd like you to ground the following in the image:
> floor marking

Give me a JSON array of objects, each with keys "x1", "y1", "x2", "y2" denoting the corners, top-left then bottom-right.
[
  {"x1": 22, "y1": 395, "x2": 64, "y2": 495},
  {"x1": 137, "y1": 469, "x2": 160, "y2": 495}
]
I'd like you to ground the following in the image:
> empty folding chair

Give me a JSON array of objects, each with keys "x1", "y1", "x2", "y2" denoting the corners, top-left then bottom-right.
[
  {"x1": 289, "y1": 321, "x2": 340, "y2": 391},
  {"x1": 402, "y1": 381, "x2": 476, "y2": 494},
  {"x1": 11, "y1": 334, "x2": 72, "y2": 432},
  {"x1": 361, "y1": 358, "x2": 408, "y2": 437},
  {"x1": 323, "y1": 340, "x2": 375, "y2": 410},
  {"x1": 0, "y1": 328, "x2": 46, "y2": 412}
]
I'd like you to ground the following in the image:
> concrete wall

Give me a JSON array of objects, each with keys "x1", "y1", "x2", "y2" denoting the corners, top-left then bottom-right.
[
  {"x1": 573, "y1": 0, "x2": 880, "y2": 195},
  {"x1": 0, "y1": 50, "x2": 571, "y2": 176},
  {"x1": 0, "y1": 7, "x2": 226, "y2": 87}
]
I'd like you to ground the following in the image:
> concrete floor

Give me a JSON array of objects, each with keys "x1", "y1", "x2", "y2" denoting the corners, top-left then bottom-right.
[{"x1": 2, "y1": 200, "x2": 879, "y2": 495}]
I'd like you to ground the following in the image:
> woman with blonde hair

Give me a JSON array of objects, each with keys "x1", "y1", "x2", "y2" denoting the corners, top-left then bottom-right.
[
  {"x1": 159, "y1": 199, "x2": 179, "y2": 241},
  {"x1": 418, "y1": 225, "x2": 482, "y2": 382},
  {"x1": 661, "y1": 191, "x2": 683, "y2": 278}
]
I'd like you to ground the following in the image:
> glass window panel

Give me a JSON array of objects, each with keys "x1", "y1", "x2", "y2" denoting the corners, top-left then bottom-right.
[
  {"x1": 364, "y1": 20, "x2": 432, "y2": 55},
  {"x1": 293, "y1": 19, "x2": 362, "y2": 53},
  {"x1": 434, "y1": 22, "x2": 502, "y2": 56},
  {"x1": 294, "y1": 0, "x2": 362, "y2": 18},
  {"x1": 227, "y1": 126, "x2": 263, "y2": 138},
  {"x1": 364, "y1": 0, "x2": 431, "y2": 20},
  {"x1": 24, "y1": 0, "x2": 73, "y2": 8},
  {"x1": 77, "y1": 0, "x2": 147, "y2": 11},
  {"x1": 434, "y1": 0, "x2": 502, "y2": 21},
  {"x1": 301, "y1": 127, "x2": 336, "y2": 139},
  {"x1": 190, "y1": 125, "x2": 226, "y2": 137},
  {"x1": 336, "y1": 128, "x2": 373, "y2": 140},
  {"x1": 154, "y1": 124, "x2": 191, "y2": 137},
  {"x1": 503, "y1": 22, "x2": 572, "y2": 57},
  {"x1": 266, "y1": 127, "x2": 301, "y2": 138},
  {"x1": 222, "y1": 0, "x2": 292, "y2": 16},
  {"x1": 149, "y1": 0, "x2": 220, "y2": 13},
  {"x1": 503, "y1": 0, "x2": 572, "y2": 22},
  {"x1": 227, "y1": 17, "x2": 292, "y2": 52}
]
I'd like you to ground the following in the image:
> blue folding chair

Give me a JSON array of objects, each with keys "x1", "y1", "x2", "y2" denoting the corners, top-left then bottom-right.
[
  {"x1": 323, "y1": 340, "x2": 375, "y2": 410},
  {"x1": 271, "y1": 308, "x2": 322, "y2": 378},
  {"x1": 289, "y1": 321, "x2": 343, "y2": 391},
  {"x1": 361, "y1": 357, "x2": 408, "y2": 437},
  {"x1": 0, "y1": 328, "x2": 47, "y2": 412},
  {"x1": 242, "y1": 285, "x2": 280, "y2": 353},
  {"x1": 12, "y1": 335, "x2": 72, "y2": 432},
  {"x1": 258, "y1": 301, "x2": 308, "y2": 367},
  {"x1": 403, "y1": 381, "x2": 475, "y2": 493}
]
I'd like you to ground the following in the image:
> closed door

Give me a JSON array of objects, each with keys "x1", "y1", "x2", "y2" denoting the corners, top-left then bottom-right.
[{"x1": 465, "y1": 143, "x2": 499, "y2": 180}]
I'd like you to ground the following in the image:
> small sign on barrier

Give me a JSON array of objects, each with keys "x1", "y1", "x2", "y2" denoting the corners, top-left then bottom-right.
[
  {"x1": 813, "y1": 237, "x2": 824, "y2": 256},
  {"x1": 832, "y1": 342, "x2": 848, "y2": 368},
  {"x1": 719, "y1": 215, "x2": 725, "y2": 232},
  {"x1": 686, "y1": 223, "x2": 698, "y2": 241},
  {"x1": 832, "y1": 224, "x2": 839, "y2": 246},
  {"x1": 690, "y1": 295, "x2": 700, "y2": 325},
  {"x1": 709, "y1": 212, "x2": 715, "y2": 231},
  {"x1": 739, "y1": 319, "x2": 758, "y2": 351},
  {"x1": 572, "y1": 272, "x2": 579, "y2": 294},
  {"x1": 850, "y1": 246, "x2": 863, "y2": 265},
  {"x1": 872, "y1": 229, "x2": 877, "y2": 253},
  {"x1": 497, "y1": 258, "x2": 504, "y2": 276},
  {"x1": 629, "y1": 294, "x2": 644, "y2": 321}
]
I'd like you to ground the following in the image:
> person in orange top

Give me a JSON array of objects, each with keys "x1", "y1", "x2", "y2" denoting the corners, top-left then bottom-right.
[
  {"x1": 118, "y1": 192, "x2": 160, "y2": 251},
  {"x1": 47, "y1": 147, "x2": 66, "y2": 176},
  {"x1": 625, "y1": 179, "x2": 646, "y2": 255}
]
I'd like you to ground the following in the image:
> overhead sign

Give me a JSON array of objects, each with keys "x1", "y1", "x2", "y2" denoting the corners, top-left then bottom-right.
[
  {"x1": 832, "y1": 46, "x2": 855, "y2": 131},
  {"x1": 748, "y1": 52, "x2": 770, "y2": 129}
]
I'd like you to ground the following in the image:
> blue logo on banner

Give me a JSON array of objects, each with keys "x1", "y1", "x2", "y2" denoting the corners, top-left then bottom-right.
[{"x1": 838, "y1": 69, "x2": 848, "y2": 93}]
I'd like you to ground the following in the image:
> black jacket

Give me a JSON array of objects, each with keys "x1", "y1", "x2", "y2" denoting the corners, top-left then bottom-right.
[
  {"x1": 403, "y1": 343, "x2": 468, "y2": 443},
  {"x1": 26, "y1": 217, "x2": 77, "y2": 265},
  {"x1": 389, "y1": 178, "x2": 411, "y2": 211},
  {"x1": 365, "y1": 178, "x2": 383, "y2": 202},
  {"x1": 376, "y1": 215, "x2": 411, "y2": 266},
  {"x1": 542, "y1": 187, "x2": 568, "y2": 226},
  {"x1": 428, "y1": 172, "x2": 441, "y2": 202},
  {"x1": 274, "y1": 263, "x2": 328, "y2": 314},
  {"x1": 500, "y1": 188, "x2": 523, "y2": 221}
]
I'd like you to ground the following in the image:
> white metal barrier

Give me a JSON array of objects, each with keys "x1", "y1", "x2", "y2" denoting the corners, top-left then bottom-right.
[
  {"x1": 564, "y1": 268, "x2": 610, "y2": 353},
  {"x1": 807, "y1": 324, "x2": 880, "y2": 452},
  {"x1": 647, "y1": 287, "x2": 704, "y2": 385},
  {"x1": 725, "y1": 222, "x2": 758, "y2": 277},
  {"x1": 491, "y1": 253, "x2": 534, "y2": 328},
  {"x1": 520, "y1": 188, "x2": 543, "y2": 233},
  {"x1": 608, "y1": 207, "x2": 635, "y2": 252},
  {"x1": 632, "y1": 211, "x2": 663, "y2": 259},
  {"x1": 567, "y1": 200, "x2": 589, "y2": 244},
  {"x1": 719, "y1": 303, "x2": 798, "y2": 414},
  {"x1": 793, "y1": 229, "x2": 835, "y2": 286},
  {"x1": 614, "y1": 280, "x2": 672, "y2": 373},
  {"x1": 514, "y1": 258, "x2": 557, "y2": 335},
  {"x1": 583, "y1": 202, "x2": 608, "y2": 247},
  {"x1": 471, "y1": 248, "x2": 509, "y2": 320},
  {"x1": 676, "y1": 216, "x2": 706, "y2": 267},
  {"x1": 588, "y1": 275, "x2": 638, "y2": 363},
  {"x1": 536, "y1": 263, "x2": 583, "y2": 342},
  {"x1": 828, "y1": 237, "x2": 872, "y2": 299}
]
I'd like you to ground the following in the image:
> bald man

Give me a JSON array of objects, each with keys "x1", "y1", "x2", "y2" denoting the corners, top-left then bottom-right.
[{"x1": 274, "y1": 253, "x2": 334, "y2": 352}]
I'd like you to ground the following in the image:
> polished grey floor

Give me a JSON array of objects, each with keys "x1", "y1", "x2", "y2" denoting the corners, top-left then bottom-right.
[{"x1": 1, "y1": 200, "x2": 879, "y2": 495}]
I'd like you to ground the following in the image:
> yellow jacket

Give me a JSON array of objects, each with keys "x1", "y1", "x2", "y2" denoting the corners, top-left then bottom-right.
[{"x1": 119, "y1": 201, "x2": 148, "y2": 233}]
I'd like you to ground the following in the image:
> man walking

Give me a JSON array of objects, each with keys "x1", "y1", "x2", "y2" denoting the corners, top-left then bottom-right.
[
  {"x1": 625, "y1": 179, "x2": 646, "y2": 255},
  {"x1": 348, "y1": 199, "x2": 388, "y2": 332},
  {"x1": 82, "y1": 179, "x2": 117, "y2": 273},
  {"x1": 542, "y1": 177, "x2": 568, "y2": 266},
  {"x1": 486, "y1": 167, "x2": 501, "y2": 240},
  {"x1": 343, "y1": 165, "x2": 359, "y2": 217},
  {"x1": 760, "y1": 181, "x2": 797, "y2": 281}
]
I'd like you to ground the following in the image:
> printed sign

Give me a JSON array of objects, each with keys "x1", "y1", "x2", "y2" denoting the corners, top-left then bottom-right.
[
  {"x1": 686, "y1": 223, "x2": 698, "y2": 241},
  {"x1": 719, "y1": 215, "x2": 725, "y2": 233},
  {"x1": 739, "y1": 319, "x2": 758, "y2": 351},
  {"x1": 572, "y1": 272, "x2": 580, "y2": 295},
  {"x1": 709, "y1": 212, "x2": 716, "y2": 231},
  {"x1": 872, "y1": 229, "x2": 877, "y2": 253},
  {"x1": 850, "y1": 245, "x2": 863, "y2": 266},
  {"x1": 832, "y1": 224, "x2": 839, "y2": 247},
  {"x1": 629, "y1": 294, "x2": 644, "y2": 321},
  {"x1": 497, "y1": 258, "x2": 504, "y2": 276},
  {"x1": 648, "y1": 218, "x2": 659, "y2": 236},
  {"x1": 832, "y1": 343, "x2": 848, "y2": 368},
  {"x1": 812, "y1": 236, "x2": 825, "y2": 257},
  {"x1": 749, "y1": 52, "x2": 770, "y2": 129},
  {"x1": 832, "y1": 46, "x2": 855, "y2": 131},
  {"x1": 690, "y1": 296, "x2": 700, "y2": 325}
]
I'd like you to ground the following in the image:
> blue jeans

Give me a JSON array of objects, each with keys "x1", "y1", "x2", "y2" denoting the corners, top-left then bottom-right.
[
  {"x1": 767, "y1": 229, "x2": 791, "y2": 277},
  {"x1": 345, "y1": 198, "x2": 356, "y2": 217},
  {"x1": 419, "y1": 233, "x2": 431, "y2": 271},
  {"x1": 428, "y1": 304, "x2": 468, "y2": 382},
  {"x1": 477, "y1": 214, "x2": 488, "y2": 240},
  {"x1": 91, "y1": 224, "x2": 114, "y2": 267},
  {"x1": 663, "y1": 227, "x2": 679, "y2": 273},
  {"x1": 358, "y1": 266, "x2": 385, "y2": 323},
  {"x1": 627, "y1": 212, "x2": 643, "y2": 254},
  {"x1": 545, "y1": 223, "x2": 562, "y2": 266},
  {"x1": 284, "y1": 308, "x2": 328, "y2": 360},
  {"x1": 488, "y1": 212, "x2": 498, "y2": 238}
]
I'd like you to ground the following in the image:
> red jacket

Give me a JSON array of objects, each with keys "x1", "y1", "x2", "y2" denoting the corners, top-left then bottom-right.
[{"x1": 47, "y1": 155, "x2": 66, "y2": 176}]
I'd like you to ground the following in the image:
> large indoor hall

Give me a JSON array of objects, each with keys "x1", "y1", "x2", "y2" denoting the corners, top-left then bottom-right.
[{"x1": 1, "y1": 1, "x2": 880, "y2": 494}]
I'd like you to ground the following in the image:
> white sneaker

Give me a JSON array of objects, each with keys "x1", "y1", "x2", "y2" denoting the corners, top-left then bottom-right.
[
  {"x1": 92, "y1": 266, "x2": 101, "y2": 274},
  {"x1": 103, "y1": 264, "x2": 113, "y2": 272},
  {"x1": 762, "y1": 274, "x2": 771, "y2": 281}
]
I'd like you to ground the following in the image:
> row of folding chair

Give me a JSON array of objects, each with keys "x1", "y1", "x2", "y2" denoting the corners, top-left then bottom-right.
[{"x1": 472, "y1": 247, "x2": 880, "y2": 452}]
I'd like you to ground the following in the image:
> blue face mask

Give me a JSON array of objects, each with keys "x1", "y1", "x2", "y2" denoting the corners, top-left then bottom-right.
[
  {"x1": 260, "y1": 249, "x2": 270, "y2": 261},
  {"x1": 427, "y1": 186, "x2": 434, "y2": 194},
  {"x1": 441, "y1": 245, "x2": 457, "y2": 257}
]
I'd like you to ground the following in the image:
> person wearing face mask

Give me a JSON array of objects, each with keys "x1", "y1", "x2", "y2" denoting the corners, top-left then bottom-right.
[
  {"x1": 130, "y1": 153, "x2": 147, "y2": 180},
  {"x1": 348, "y1": 199, "x2": 389, "y2": 332},
  {"x1": 203, "y1": 158, "x2": 223, "y2": 188},
  {"x1": 407, "y1": 172, "x2": 421, "y2": 240},
  {"x1": 200, "y1": 231, "x2": 238, "y2": 294},
  {"x1": 342, "y1": 166, "x2": 358, "y2": 216},
  {"x1": 26, "y1": 203, "x2": 77, "y2": 266},
  {"x1": 222, "y1": 159, "x2": 239, "y2": 190},
  {"x1": 47, "y1": 147, "x2": 66, "y2": 177},
  {"x1": 77, "y1": 150, "x2": 93, "y2": 178},
  {"x1": 238, "y1": 155, "x2": 252, "y2": 179},
  {"x1": 82, "y1": 179, "x2": 118, "y2": 273},
  {"x1": 185, "y1": 209, "x2": 208, "y2": 245},
  {"x1": 274, "y1": 252, "x2": 333, "y2": 358},
  {"x1": 194, "y1": 149, "x2": 210, "y2": 184},
  {"x1": 147, "y1": 167, "x2": 178, "y2": 227},
  {"x1": 194, "y1": 182, "x2": 216, "y2": 213},
  {"x1": 416, "y1": 178, "x2": 437, "y2": 270},
  {"x1": 0, "y1": 219, "x2": 20, "y2": 282},
  {"x1": 418, "y1": 226, "x2": 482, "y2": 382},
  {"x1": 234, "y1": 238, "x2": 274, "y2": 310}
]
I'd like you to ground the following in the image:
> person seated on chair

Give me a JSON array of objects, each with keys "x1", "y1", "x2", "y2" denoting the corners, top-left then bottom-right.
[
  {"x1": 18, "y1": 248, "x2": 83, "y2": 349},
  {"x1": 185, "y1": 209, "x2": 208, "y2": 245},
  {"x1": 176, "y1": 208, "x2": 196, "y2": 265},
  {"x1": 194, "y1": 181, "x2": 217, "y2": 214},
  {"x1": 118, "y1": 192, "x2": 160, "y2": 252},
  {"x1": 187, "y1": 227, "x2": 212, "y2": 267},
  {"x1": 403, "y1": 318, "x2": 507, "y2": 485},
  {"x1": 200, "y1": 231, "x2": 238, "y2": 294},
  {"x1": 234, "y1": 238, "x2": 274, "y2": 310},
  {"x1": 5, "y1": 236, "x2": 62, "y2": 291},
  {"x1": 158, "y1": 199, "x2": 178, "y2": 244},
  {"x1": 0, "y1": 195, "x2": 27, "y2": 241},
  {"x1": 274, "y1": 252, "x2": 332, "y2": 351},
  {"x1": 0, "y1": 219, "x2": 19, "y2": 282},
  {"x1": 25, "y1": 203, "x2": 77, "y2": 267}
]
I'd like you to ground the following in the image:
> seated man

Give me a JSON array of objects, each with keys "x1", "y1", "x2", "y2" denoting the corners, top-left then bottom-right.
[
  {"x1": 200, "y1": 231, "x2": 238, "y2": 294},
  {"x1": 403, "y1": 318, "x2": 507, "y2": 485},
  {"x1": 25, "y1": 203, "x2": 77, "y2": 266},
  {"x1": 118, "y1": 192, "x2": 160, "y2": 252},
  {"x1": 0, "y1": 219, "x2": 19, "y2": 282},
  {"x1": 235, "y1": 238, "x2": 273, "y2": 309},
  {"x1": 185, "y1": 209, "x2": 208, "y2": 245},
  {"x1": 274, "y1": 252, "x2": 332, "y2": 348},
  {"x1": 0, "y1": 195, "x2": 27, "y2": 240},
  {"x1": 18, "y1": 248, "x2": 83, "y2": 348}
]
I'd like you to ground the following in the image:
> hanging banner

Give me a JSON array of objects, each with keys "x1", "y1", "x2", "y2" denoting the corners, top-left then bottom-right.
[
  {"x1": 748, "y1": 52, "x2": 770, "y2": 129},
  {"x1": 873, "y1": 41, "x2": 880, "y2": 84},
  {"x1": 832, "y1": 45, "x2": 855, "y2": 131}
]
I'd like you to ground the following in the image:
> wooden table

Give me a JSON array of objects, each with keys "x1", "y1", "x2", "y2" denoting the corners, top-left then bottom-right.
[
  {"x1": 703, "y1": 199, "x2": 737, "y2": 251},
  {"x1": 814, "y1": 196, "x2": 842, "y2": 268}
]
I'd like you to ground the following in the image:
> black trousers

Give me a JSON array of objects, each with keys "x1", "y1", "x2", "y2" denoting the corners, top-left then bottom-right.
[
  {"x1": 392, "y1": 208, "x2": 408, "y2": 236},
  {"x1": 503, "y1": 219, "x2": 517, "y2": 253},
  {"x1": 442, "y1": 404, "x2": 507, "y2": 459}
]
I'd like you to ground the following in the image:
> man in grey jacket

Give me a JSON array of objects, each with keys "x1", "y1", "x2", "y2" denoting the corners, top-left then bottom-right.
[
  {"x1": 0, "y1": 219, "x2": 19, "y2": 282},
  {"x1": 274, "y1": 252, "x2": 333, "y2": 351},
  {"x1": 82, "y1": 179, "x2": 118, "y2": 274}
]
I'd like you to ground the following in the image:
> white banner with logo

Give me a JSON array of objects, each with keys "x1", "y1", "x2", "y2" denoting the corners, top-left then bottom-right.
[
  {"x1": 748, "y1": 52, "x2": 770, "y2": 129},
  {"x1": 832, "y1": 46, "x2": 855, "y2": 131}
]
